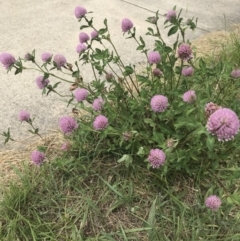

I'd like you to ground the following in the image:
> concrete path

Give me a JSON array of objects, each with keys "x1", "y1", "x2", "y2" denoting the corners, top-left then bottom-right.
[{"x1": 0, "y1": 0, "x2": 239, "y2": 149}]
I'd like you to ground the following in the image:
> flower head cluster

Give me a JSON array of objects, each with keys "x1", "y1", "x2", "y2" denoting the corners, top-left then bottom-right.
[
  {"x1": 54, "y1": 54, "x2": 67, "y2": 69},
  {"x1": 182, "y1": 90, "x2": 196, "y2": 103},
  {"x1": 182, "y1": 66, "x2": 194, "y2": 77},
  {"x1": 24, "y1": 53, "x2": 34, "y2": 61},
  {"x1": 93, "y1": 115, "x2": 108, "y2": 130},
  {"x1": 92, "y1": 97, "x2": 104, "y2": 111},
  {"x1": 148, "y1": 51, "x2": 161, "y2": 64},
  {"x1": 0, "y1": 52, "x2": 16, "y2": 69},
  {"x1": 178, "y1": 43, "x2": 192, "y2": 61},
  {"x1": 106, "y1": 72, "x2": 114, "y2": 81},
  {"x1": 41, "y1": 52, "x2": 52, "y2": 62},
  {"x1": 76, "y1": 43, "x2": 87, "y2": 54},
  {"x1": 79, "y1": 32, "x2": 90, "y2": 43},
  {"x1": 206, "y1": 108, "x2": 240, "y2": 141},
  {"x1": 166, "y1": 138, "x2": 174, "y2": 148},
  {"x1": 205, "y1": 195, "x2": 221, "y2": 210},
  {"x1": 152, "y1": 68, "x2": 162, "y2": 77},
  {"x1": 61, "y1": 142, "x2": 71, "y2": 151},
  {"x1": 35, "y1": 76, "x2": 50, "y2": 89},
  {"x1": 123, "y1": 132, "x2": 132, "y2": 141},
  {"x1": 150, "y1": 95, "x2": 168, "y2": 112},
  {"x1": 31, "y1": 150, "x2": 45, "y2": 166},
  {"x1": 59, "y1": 116, "x2": 78, "y2": 134},
  {"x1": 205, "y1": 102, "x2": 221, "y2": 118},
  {"x1": 121, "y1": 18, "x2": 133, "y2": 32},
  {"x1": 74, "y1": 6, "x2": 87, "y2": 18},
  {"x1": 166, "y1": 10, "x2": 177, "y2": 22},
  {"x1": 231, "y1": 69, "x2": 240, "y2": 78},
  {"x1": 148, "y1": 149, "x2": 166, "y2": 168},
  {"x1": 91, "y1": 30, "x2": 98, "y2": 39},
  {"x1": 19, "y1": 110, "x2": 30, "y2": 122},
  {"x1": 74, "y1": 88, "x2": 88, "y2": 102}
]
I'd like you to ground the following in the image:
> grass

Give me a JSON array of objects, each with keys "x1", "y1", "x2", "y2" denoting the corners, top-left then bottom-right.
[{"x1": 1, "y1": 26, "x2": 240, "y2": 241}]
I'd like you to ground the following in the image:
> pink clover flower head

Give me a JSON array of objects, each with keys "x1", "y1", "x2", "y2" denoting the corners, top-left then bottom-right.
[
  {"x1": 54, "y1": 54, "x2": 67, "y2": 70},
  {"x1": 178, "y1": 43, "x2": 192, "y2": 61},
  {"x1": 148, "y1": 51, "x2": 161, "y2": 64},
  {"x1": 35, "y1": 76, "x2": 50, "y2": 89},
  {"x1": 121, "y1": 18, "x2": 133, "y2": 32},
  {"x1": 41, "y1": 52, "x2": 52, "y2": 62},
  {"x1": 93, "y1": 115, "x2": 108, "y2": 130},
  {"x1": 206, "y1": 108, "x2": 240, "y2": 141},
  {"x1": 150, "y1": 95, "x2": 168, "y2": 112},
  {"x1": 74, "y1": 6, "x2": 87, "y2": 18},
  {"x1": 0, "y1": 52, "x2": 16, "y2": 69},
  {"x1": 92, "y1": 97, "x2": 104, "y2": 111},
  {"x1": 205, "y1": 195, "x2": 221, "y2": 210},
  {"x1": 74, "y1": 88, "x2": 88, "y2": 102},
  {"x1": 59, "y1": 116, "x2": 78, "y2": 135},
  {"x1": 182, "y1": 66, "x2": 194, "y2": 77},
  {"x1": 91, "y1": 30, "x2": 98, "y2": 39},
  {"x1": 152, "y1": 68, "x2": 162, "y2": 77},
  {"x1": 61, "y1": 142, "x2": 71, "y2": 151},
  {"x1": 231, "y1": 69, "x2": 240, "y2": 78},
  {"x1": 76, "y1": 43, "x2": 87, "y2": 54},
  {"x1": 31, "y1": 150, "x2": 45, "y2": 166},
  {"x1": 18, "y1": 110, "x2": 30, "y2": 122},
  {"x1": 148, "y1": 149, "x2": 166, "y2": 168},
  {"x1": 166, "y1": 10, "x2": 177, "y2": 22},
  {"x1": 205, "y1": 102, "x2": 222, "y2": 118},
  {"x1": 79, "y1": 32, "x2": 90, "y2": 43},
  {"x1": 182, "y1": 90, "x2": 196, "y2": 103}
]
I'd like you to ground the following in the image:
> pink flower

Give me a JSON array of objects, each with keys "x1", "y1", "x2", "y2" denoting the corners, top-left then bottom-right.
[
  {"x1": 61, "y1": 143, "x2": 71, "y2": 151},
  {"x1": 0, "y1": 52, "x2": 16, "y2": 69},
  {"x1": 148, "y1": 149, "x2": 166, "y2": 168},
  {"x1": 41, "y1": 52, "x2": 52, "y2": 62},
  {"x1": 182, "y1": 90, "x2": 196, "y2": 103},
  {"x1": 79, "y1": 32, "x2": 90, "y2": 43},
  {"x1": 152, "y1": 68, "x2": 162, "y2": 77},
  {"x1": 182, "y1": 66, "x2": 194, "y2": 76},
  {"x1": 91, "y1": 30, "x2": 98, "y2": 39},
  {"x1": 205, "y1": 195, "x2": 221, "y2": 210},
  {"x1": 92, "y1": 97, "x2": 104, "y2": 111},
  {"x1": 148, "y1": 51, "x2": 161, "y2": 64},
  {"x1": 206, "y1": 108, "x2": 240, "y2": 141},
  {"x1": 93, "y1": 115, "x2": 108, "y2": 130},
  {"x1": 35, "y1": 76, "x2": 50, "y2": 89},
  {"x1": 178, "y1": 43, "x2": 192, "y2": 61},
  {"x1": 31, "y1": 150, "x2": 45, "y2": 166},
  {"x1": 121, "y1": 18, "x2": 133, "y2": 32},
  {"x1": 231, "y1": 69, "x2": 240, "y2": 78},
  {"x1": 74, "y1": 6, "x2": 87, "y2": 18},
  {"x1": 19, "y1": 110, "x2": 30, "y2": 122},
  {"x1": 76, "y1": 43, "x2": 87, "y2": 54},
  {"x1": 150, "y1": 95, "x2": 168, "y2": 112},
  {"x1": 166, "y1": 10, "x2": 177, "y2": 22},
  {"x1": 205, "y1": 102, "x2": 222, "y2": 118},
  {"x1": 59, "y1": 116, "x2": 78, "y2": 135},
  {"x1": 74, "y1": 88, "x2": 88, "y2": 102},
  {"x1": 53, "y1": 54, "x2": 67, "y2": 70}
]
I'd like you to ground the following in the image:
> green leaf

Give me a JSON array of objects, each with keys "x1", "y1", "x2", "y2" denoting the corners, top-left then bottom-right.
[
  {"x1": 168, "y1": 26, "x2": 178, "y2": 36},
  {"x1": 144, "y1": 118, "x2": 156, "y2": 128},
  {"x1": 117, "y1": 154, "x2": 133, "y2": 168},
  {"x1": 206, "y1": 136, "x2": 215, "y2": 151}
]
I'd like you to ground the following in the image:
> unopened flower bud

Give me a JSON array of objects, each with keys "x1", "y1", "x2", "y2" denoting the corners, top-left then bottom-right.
[{"x1": 24, "y1": 53, "x2": 34, "y2": 62}]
